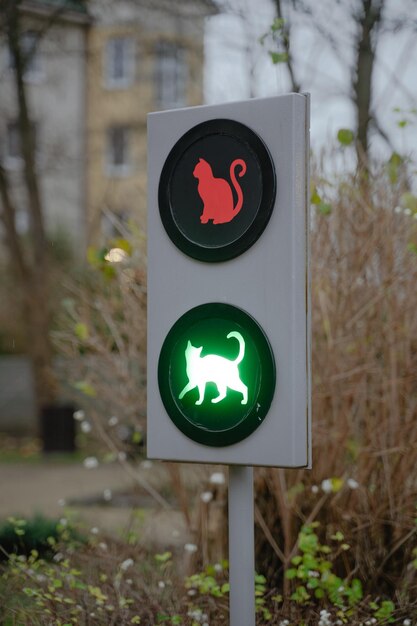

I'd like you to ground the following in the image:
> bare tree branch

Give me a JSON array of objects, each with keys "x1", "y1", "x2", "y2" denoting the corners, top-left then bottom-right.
[
  {"x1": 0, "y1": 164, "x2": 29, "y2": 282},
  {"x1": 271, "y1": 0, "x2": 300, "y2": 92}
]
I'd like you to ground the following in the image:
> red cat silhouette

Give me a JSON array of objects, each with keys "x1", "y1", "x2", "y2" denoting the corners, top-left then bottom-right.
[{"x1": 193, "y1": 157, "x2": 247, "y2": 224}]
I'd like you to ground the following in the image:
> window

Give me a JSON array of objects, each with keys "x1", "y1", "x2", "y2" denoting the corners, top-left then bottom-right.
[
  {"x1": 106, "y1": 126, "x2": 131, "y2": 176},
  {"x1": 155, "y1": 41, "x2": 187, "y2": 109},
  {"x1": 7, "y1": 31, "x2": 43, "y2": 81},
  {"x1": 104, "y1": 37, "x2": 135, "y2": 88}
]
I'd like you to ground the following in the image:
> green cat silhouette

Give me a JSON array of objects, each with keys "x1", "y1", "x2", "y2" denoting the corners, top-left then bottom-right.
[{"x1": 178, "y1": 331, "x2": 248, "y2": 406}]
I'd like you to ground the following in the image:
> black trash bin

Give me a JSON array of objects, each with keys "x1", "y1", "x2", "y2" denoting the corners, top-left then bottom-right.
[{"x1": 41, "y1": 404, "x2": 76, "y2": 453}]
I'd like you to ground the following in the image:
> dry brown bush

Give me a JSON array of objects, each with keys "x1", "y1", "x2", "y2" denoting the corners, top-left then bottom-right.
[{"x1": 255, "y1": 162, "x2": 417, "y2": 600}]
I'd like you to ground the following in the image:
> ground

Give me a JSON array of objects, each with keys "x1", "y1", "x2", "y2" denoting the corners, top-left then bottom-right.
[{"x1": 0, "y1": 458, "x2": 192, "y2": 550}]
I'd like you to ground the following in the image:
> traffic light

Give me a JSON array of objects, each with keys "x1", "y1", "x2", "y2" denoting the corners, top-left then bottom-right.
[{"x1": 147, "y1": 94, "x2": 310, "y2": 467}]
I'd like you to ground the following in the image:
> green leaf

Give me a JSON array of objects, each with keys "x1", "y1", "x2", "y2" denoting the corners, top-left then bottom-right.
[
  {"x1": 73, "y1": 381, "x2": 96, "y2": 397},
  {"x1": 318, "y1": 202, "x2": 332, "y2": 215},
  {"x1": 154, "y1": 551, "x2": 172, "y2": 563},
  {"x1": 74, "y1": 323, "x2": 88, "y2": 341},
  {"x1": 337, "y1": 128, "x2": 354, "y2": 146},
  {"x1": 401, "y1": 192, "x2": 417, "y2": 212},
  {"x1": 373, "y1": 599, "x2": 395, "y2": 622},
  {"x1": 310, "y1": 187, "x2": 322, "y2": 205},
  {"x1": 331, "y1": 477, "x2": 344, "y2": 492},
  {"x1": 397, "y1": 119, "x2": 409, "y2": 128},
  {"x1": 387, "y1": 151, "x2": 403, "y2": 184},
  {"x1": 285, "y1": 568, "x2": 298, "y2": 579},
  {"x1": 87, "y1": 246, "x2": 108, "y2": 267},
  {"x1": 269, "y1": 51, "x2": 288, "y2": 64},
  {"x1": 255, "y1": 574, "x2": 267, "y2": 584},
  {"x1": 271, "y1": 17, "x2": 285, "y2": 32},
  {"x1": 132, "y1": 431, "x2": 142, "y2": 444}
]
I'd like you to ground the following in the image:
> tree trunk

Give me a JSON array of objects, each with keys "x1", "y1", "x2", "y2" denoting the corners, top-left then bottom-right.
[
  {"x1": 352, "y1": 0, "x2": 384, "y2": 169},
  {"x1": 2, "y1": 0, "x2": 58, "y2": 412}
]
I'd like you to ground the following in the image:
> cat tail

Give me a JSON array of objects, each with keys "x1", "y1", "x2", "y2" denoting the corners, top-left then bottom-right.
[
  {"x1": 227, "y1": 331, "x2": 245, "y2": 364},
  {"x1": 230, "y1": 159, "x2": 247, "y2": 215}
]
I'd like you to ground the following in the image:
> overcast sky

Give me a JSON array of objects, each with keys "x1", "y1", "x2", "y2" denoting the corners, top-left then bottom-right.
[{"x1": 203, "y1": 0, "x2": 417, "y2": 161}]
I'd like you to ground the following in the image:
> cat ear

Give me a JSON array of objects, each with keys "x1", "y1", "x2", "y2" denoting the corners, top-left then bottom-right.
[
  {"x1": 187, "y1": 340, "x2": 192, "y2": 348},
  {"x1": 197, "y1": 346, "x2": 203, "y2": 353}
]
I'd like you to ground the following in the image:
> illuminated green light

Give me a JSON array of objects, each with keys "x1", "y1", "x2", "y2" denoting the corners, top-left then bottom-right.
[
  {"x1": 158, "y1": 303, "x2": 276, "y2": 447},
  {"x1": 178, "y1": 331, "x2": 248, "y2": 406}
]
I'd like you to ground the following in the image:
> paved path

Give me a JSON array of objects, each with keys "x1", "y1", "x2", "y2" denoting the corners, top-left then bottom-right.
[{"x1": 0, "y1": 462, "x2": 190, "y2": 547}]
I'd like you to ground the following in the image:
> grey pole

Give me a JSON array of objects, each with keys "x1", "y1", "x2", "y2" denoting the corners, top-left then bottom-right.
[{"x1": 228, "y1": 465, "x2": 255, "y2": 626}]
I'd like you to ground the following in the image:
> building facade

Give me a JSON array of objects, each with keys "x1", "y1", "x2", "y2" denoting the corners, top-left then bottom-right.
[{"x1": 86, "y1": 0, "x2": 217, "y2": 242}]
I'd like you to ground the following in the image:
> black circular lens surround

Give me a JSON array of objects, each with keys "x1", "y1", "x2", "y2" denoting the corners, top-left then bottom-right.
[
  {"x1": 158, "y1": 119, "x2": 276, "y2": 262},
  {"x1": 158, "y1": 303, "x2": 276, "y2": 447}
]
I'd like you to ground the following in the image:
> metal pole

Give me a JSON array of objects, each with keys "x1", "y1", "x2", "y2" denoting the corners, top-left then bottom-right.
[{"x1": 228, "y1": 465, "x2": 255, "y2": 626}]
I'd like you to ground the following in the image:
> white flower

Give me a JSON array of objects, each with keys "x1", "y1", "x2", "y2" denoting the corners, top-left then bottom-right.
[
  {"x1": 311, "y1": 485, "x2": 319, "y2": 494},
  {"x1": 81, "y1": 421, "x2": 92, "y2": 434},
  {"x1": 187, "y1": 588, "x2": 197, "y2": 596},
  {"x1": 118, "y1": 451, "x2": 127, "y2": 462},
  {"x1": 347, "y1": 478, "x2": 359, "y2": 490},
  {"x1": 184, "y1": 543, "x2": 198, "y2": 553},
  {"x1": 73, "y1": 410, "x2": 85, "y2": 421},
  {"x1": 103, "y1": 489, "x2": 112, "y2": 501},
  {"x1": 108, "y1": 416, "x2": 119, "y2": 427},
  {"x1": 200, "y1": 491, "x2": 213, "y2": 503},
  {"x1": 321, "y1": 479, "x2": 333, "y2": 494},
  {"x1": 279, "y1": 621, "x2": 289, "y2": 626},
  {"x1": 404, "y1": 208, "x2": 412, "y2": 216},
  {"x1": 126, "y1": 578, "x2": 133, "y2": 585},
  {"x1": 308, "y1": 570, "x2": 319, "y2": 578},
  {"x1": 158, "y1": 580, "x2": 165, "y2": 589},
  {"x1": 83, "y1": 456, "x2": 98, "y2": 469},
  {"x1": 210, "y1": 472, "x2": 225, "y2": 485},
  {"x1": 59, "y1": 518, "x2": 68, "y2": 527},
  {"x1": 57, "y1": 498, "x2": 66, "y2": 507},
  {"x1": 214, "y1": 563, "x2": 223, "y2": 572},
  {"x1": 394, "y1": 206, "x2": 402, "y2": 213},
  {"x1": 403, "y1": 620, "x2": 411, "y2": 626},
  {"x1": 120, "y1": 558, "x2": 134, "y2": 571},
  {"x1": 98, "y1": 542, "x2": 108, "y2": 550},
  {"x1": 188, "y1": 609, "x2": 203, "y2": 621},
  {"x1": 90, "y1": 527, "x2": 99, "y2": 535},
  {"x1": 141, "y1": 460, "x2": 153, "y2": 469},
  {"x1": 53, "y1": 552, "x2": 64, "y2": 562}
]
